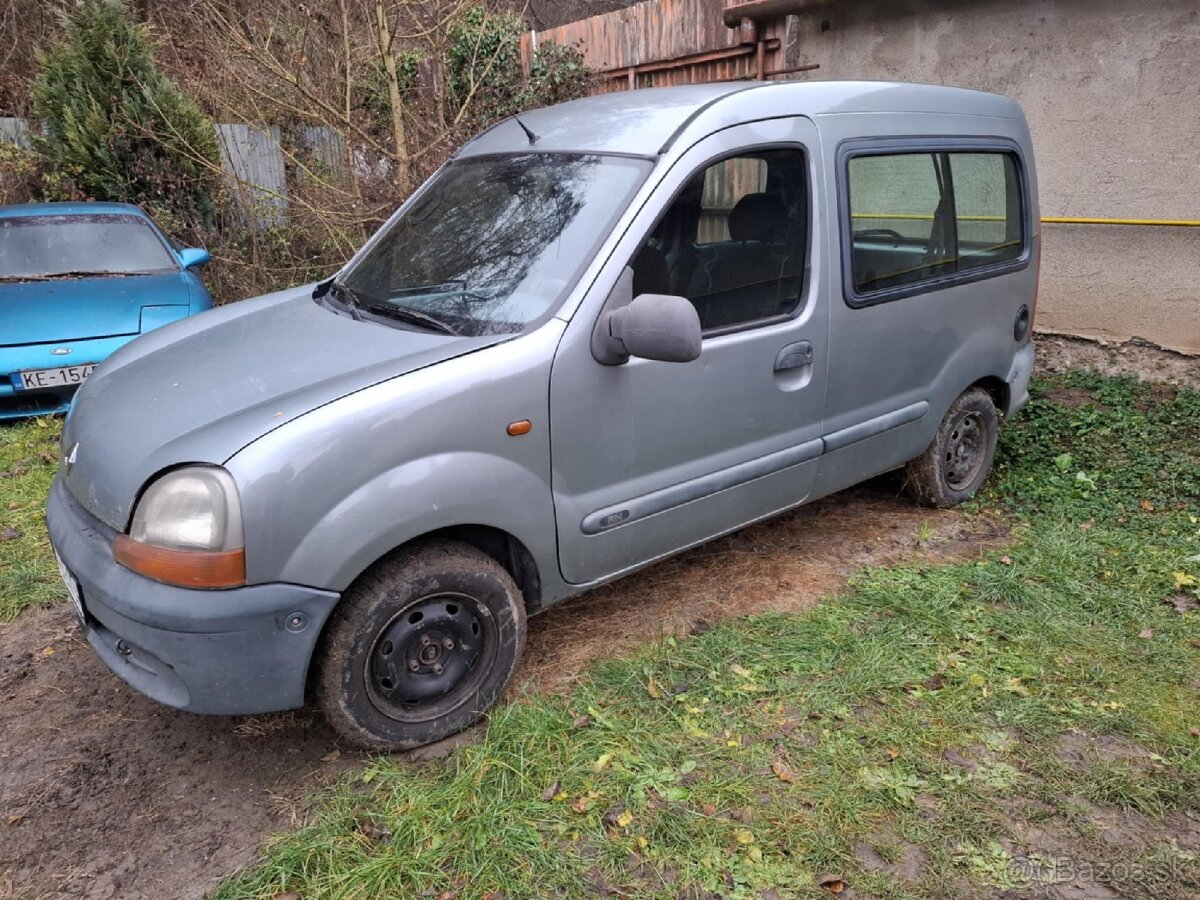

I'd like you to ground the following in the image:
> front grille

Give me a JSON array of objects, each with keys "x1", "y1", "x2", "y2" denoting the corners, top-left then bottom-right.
[{"x1": 0, "y1": 386, "x2": 75, "y2": 415}]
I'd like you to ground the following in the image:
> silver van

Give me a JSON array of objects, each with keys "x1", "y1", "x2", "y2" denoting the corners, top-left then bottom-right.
[{"x1": 46, "y1": 81, "x2": 1038, "y2": 749}]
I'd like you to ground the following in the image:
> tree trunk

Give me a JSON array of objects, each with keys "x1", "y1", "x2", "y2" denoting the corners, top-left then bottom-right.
[
  {"x1": 338, "y1": 0, "x2": 362, "y2": 205},
  {"x1": 375, "y1": 0, "x2": 410, "y2": 193}
]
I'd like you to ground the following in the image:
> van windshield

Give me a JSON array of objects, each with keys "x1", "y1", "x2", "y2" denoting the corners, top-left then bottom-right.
[{"x1": 338, "y1": 153, "x2": 651, "y2": 335}]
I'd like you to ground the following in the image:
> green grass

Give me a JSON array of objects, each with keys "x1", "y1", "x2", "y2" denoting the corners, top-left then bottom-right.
[
  {"x1": 213, "y1": 373, "x2": 1200, "y2": 899},
  {"x1": 0, "y1": 416, "x2": 63, "y2": 620},
  {"x1": 1, "y1": 377, "x2": 1197, "y2": 897}
]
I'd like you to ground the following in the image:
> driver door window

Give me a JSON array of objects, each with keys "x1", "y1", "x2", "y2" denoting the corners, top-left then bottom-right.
[{"x1": 630, "y1": 148, "x2": 808, "y2": 332}]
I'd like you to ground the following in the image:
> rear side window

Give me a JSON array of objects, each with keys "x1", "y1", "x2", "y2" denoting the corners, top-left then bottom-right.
[{"x1": 845, "y1": 148, "x2": 1025, "y2": 300}]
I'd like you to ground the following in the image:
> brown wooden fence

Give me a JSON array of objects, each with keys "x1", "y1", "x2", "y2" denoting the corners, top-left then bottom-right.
[{"x1": 520, "y1": 0, "x2": 817, "y2": 93}]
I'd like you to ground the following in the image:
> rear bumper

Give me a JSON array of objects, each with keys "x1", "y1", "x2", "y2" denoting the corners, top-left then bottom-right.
[
  {"x1": 0, "y1": 334, "x2": 135, "y2": 419},
  {"x1": 1005, "y1": 342, "x2": 1036, "y2": 416},
  {"x1": 45, "y1": 476, "x2": 340, "y2": 715}
]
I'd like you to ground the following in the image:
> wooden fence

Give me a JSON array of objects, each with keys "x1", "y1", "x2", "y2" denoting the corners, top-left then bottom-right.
[{"x1": 520, "y1": 0, "x2": 815, "y2": 90}]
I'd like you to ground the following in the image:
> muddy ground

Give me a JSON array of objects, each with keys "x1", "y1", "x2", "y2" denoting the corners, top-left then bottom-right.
[
  {"x1": 0, "y1": 479, "x2": 1000, "y2": 899},
  {"x1": 0, "y1": 335, "x2": 1194, "y2": 899}
]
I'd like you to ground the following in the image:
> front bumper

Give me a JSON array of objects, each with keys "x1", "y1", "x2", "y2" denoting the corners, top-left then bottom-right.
[
  {"x1": 45, "y1": 476, "x2": 340, "y2": 715},
  {"x1": 1, "y1": 334, "x2": 136, "y2": 419}
]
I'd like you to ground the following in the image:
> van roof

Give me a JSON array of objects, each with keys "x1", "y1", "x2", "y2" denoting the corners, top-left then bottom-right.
[{"x1": 456, "y1": 80, "x2": 1023, "y2": 159}]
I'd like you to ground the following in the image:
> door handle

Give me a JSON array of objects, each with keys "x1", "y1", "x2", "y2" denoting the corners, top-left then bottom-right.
[{"x1": 774, "y1": 341, "x2": 813, "y2": 372}]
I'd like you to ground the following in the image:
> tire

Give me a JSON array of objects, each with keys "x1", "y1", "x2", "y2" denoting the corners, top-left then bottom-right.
[
  {"x1": 316, "y1": 539, "x2": 526, "y2": 751},
  {"x1": 904, "y1": 387, "x2": 999, "y2": 509}
]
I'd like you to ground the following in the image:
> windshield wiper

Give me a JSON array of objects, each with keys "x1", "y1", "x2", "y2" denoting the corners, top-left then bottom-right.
[
  {"x1": 325, "y1": 280, "x2": 364, "y2": 321},
  {"x1": 365, "y1": 302, "x2": 460, "y2": 336},
  {"x1": 323, "y1": 279, "x2": 459, "y2": 335}
]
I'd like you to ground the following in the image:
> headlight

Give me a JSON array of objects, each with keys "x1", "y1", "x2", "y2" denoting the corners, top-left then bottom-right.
[
  {"x1": 114, "y1": 466, "x2": 245, "y2": 588},
  {"x1": 129, "y1": 466, "x2": 243, "y2": 551}
]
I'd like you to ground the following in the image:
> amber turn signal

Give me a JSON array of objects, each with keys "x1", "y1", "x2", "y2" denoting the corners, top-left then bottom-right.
[
  {"x1": 507, "y1": 419, "x2": 532, "y2": 436},
  {"x1": 113, "y1": 535, "x2": 246, "y2": 589}
]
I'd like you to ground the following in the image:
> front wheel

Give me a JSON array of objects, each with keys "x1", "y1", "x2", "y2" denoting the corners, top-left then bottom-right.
[
  {"x1": 316, "y1": 540, "x2": 526, "y2": 751},
  {"x1": 904, "y1": 387, "x2": 999, "y2": 508}
]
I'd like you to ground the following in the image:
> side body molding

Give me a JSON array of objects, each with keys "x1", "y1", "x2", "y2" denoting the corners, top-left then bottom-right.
[{"x1": 581, "y1": 402, "x2": 930, "y2": 535}]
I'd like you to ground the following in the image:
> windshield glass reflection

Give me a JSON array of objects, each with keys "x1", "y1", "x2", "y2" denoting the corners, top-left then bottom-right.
[{"x1": 342, "y1": 153, "x2": 650, "y2": 335}]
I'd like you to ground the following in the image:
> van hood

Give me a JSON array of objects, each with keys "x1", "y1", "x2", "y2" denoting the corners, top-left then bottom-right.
[
  {"x1": 0, "y1": 273, "x2": 190, "y2": 346},
  {"x1": 61, "y1": 283, "x2": 508, "y2": 529}
]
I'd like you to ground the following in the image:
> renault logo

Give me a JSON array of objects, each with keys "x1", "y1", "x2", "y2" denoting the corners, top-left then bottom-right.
[
  {"x1": 50, "y1": 347, "x2": 72, "y2": 356},
  {"x1": 64, "y1": 443, "x2": 79, "y2": 474}
]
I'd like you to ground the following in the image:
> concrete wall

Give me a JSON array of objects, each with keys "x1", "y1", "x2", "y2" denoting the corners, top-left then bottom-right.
[{"x1": 788, "y1": 0, "x2": 1200, "y2": 354}]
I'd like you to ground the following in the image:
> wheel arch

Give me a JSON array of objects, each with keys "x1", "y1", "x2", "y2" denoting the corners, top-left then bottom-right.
[
  {"x1": 968, "y1": 375, "x2": 1010, "y2": 416},
  {"x1": 343, "y1": 525, "x2": 544, "y2": 616}
]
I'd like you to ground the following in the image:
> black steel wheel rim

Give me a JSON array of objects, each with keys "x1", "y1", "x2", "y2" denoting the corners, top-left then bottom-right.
[
  {"x1": 365, "y1": 592, "x2": 496, "y2": 724},
  {"x1": 944, "y1": 410, "x2": 987, "y2": 491}
]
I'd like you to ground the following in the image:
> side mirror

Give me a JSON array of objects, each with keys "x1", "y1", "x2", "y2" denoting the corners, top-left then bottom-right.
[
  {"x1": 178, "y1": 247, "x2": 212, "y2": 269},
  {"x1": 598, "y1": 292, "x2": 702, "y2": 364}
]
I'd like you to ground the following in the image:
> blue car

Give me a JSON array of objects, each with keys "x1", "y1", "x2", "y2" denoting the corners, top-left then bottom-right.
[{"x1": 0, "y1": 202, "x2": 214, "y2": 419}]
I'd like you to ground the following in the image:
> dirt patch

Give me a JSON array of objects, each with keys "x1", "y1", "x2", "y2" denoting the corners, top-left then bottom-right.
[
  {"x1": 0, "y1": 476, "x2": 1003, "y2": 899},
  {"x1": 520, "y1": 477, "x2": 1005, "y2": 691},
  {"x1": 1042, "y1": 386, "x2": 1104, "y2": 410},
  {"x1": 1055, "y1": 730, "x2": 1151, "y2": 771},
  {"x1": 1036, "y1": 333, "x2": 1200, "y2": 388},
  {"x1": 1002, "y1": 802, "x2": 1200, "y2": 899},
  {"x1": 0, "y1": 605, "x2": 357, "y2": 900},
  {"x1": 993, "y1": 734, "x2": 1200, "y2": 898},
  {"x1": 854, "y1": 831, "x2": 928, "y2": 882}
]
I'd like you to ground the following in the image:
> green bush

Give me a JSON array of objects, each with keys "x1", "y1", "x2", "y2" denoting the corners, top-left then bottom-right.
[
  {"x1": 528, "y1": 41, "x2": 593, "y2": 107},
  {"x1": 446, "y1": 7, "x2": 592, "y2": 132},
  {"x1": 31, "y1": 0, "x2": 220, "y2": 226}
]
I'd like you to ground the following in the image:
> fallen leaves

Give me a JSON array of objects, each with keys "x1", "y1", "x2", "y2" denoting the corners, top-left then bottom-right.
[
  {"x1": 539, "y1": 780, "x2": 561, "y2": 802},
  {"x1": 1163, "y1": 592, "x2": 1200, "y2": 613},
  {"x1": 601, "y1": 807, "x2": 634, "y2": 829},
  {"x1": 817, "y1": 873, "x2": 847, "y2": 893},
  {"x1": 770, "y1": 759, "x2": 796, "y2": 784},
  {"x1": 570, "y1": 791, "x2": 601, "y2": 814},
  {"x1": 1002, "y1": 676, "x2": 1030, "y2": 697},
  {"x1": 0, "y1": 527, "x2": 20, "y2": 542}
]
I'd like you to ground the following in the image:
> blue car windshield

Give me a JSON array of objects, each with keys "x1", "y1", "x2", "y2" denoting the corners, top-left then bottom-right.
[
  {"x1": 0, "y1": 214, "x2": 178, "y2": 280},
  {"x1": 340, "y1": 153, "x2": 651, "y2": 335}
]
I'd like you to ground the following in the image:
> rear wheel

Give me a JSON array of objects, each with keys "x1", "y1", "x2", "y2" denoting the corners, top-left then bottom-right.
[
  {"x1": 316, "y1": 540, "x2": 526, "y2": 751},
  {"x1": 904, "y1": 387, "x2": 999, "y2": 508}
]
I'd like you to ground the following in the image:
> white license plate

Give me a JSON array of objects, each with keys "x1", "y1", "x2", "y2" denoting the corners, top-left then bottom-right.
[
  {"x1": 13, "y1": 363, "x2": 97, "y2": 391},
  {"x1": 53, "y1": 549, "x2": 86, "y2": 626}
]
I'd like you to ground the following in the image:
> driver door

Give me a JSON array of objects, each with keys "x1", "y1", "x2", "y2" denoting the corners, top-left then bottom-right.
[{"x1": 550, "y1": 117, "x2": 829, "y2": 585}]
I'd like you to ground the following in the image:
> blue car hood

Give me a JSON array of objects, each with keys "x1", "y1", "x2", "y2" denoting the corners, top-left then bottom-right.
[
  {"x1": 61, "y1": 283, "x2": 509, "y2": 529},
  {"x1": 0, "y1": 272, "x2": 190, "y2": 346}
]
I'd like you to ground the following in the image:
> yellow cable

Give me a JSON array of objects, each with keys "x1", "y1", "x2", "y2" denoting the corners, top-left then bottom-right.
[
  {"x1": 1041, "y1": 216, "x2": 1200, "y2": 227},
  {"x1": 851, "y1": 213, "x2": 1200, "y2": 227}
]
